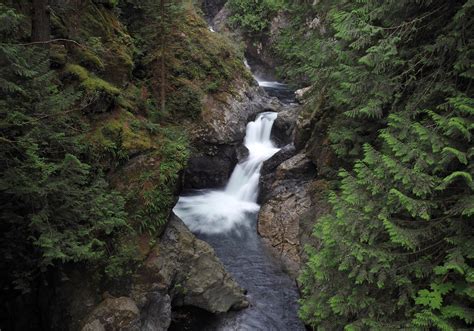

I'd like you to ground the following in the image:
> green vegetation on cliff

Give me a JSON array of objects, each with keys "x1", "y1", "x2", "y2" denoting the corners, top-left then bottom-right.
[
  {"x1": 227, "y1": 0, "x2": 283, "y2": 34},
  {"x1": 0, "y1": 4, "x2": 129, "y2": 292},
  {"x1": 229, "y1": 0, "x2": 474, "y2": 329},
  {"x1": 0, "y1": 0, "x2": 246, "y2": 306}
]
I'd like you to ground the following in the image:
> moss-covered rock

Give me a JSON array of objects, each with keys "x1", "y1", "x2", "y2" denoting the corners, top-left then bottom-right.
[{"x1": 51, "y1": 0, "x2": 134, "y2": 85}]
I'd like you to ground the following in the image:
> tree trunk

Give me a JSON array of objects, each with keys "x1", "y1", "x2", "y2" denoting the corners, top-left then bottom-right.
[
  {"x1": 31, "y1": 0, "x2": 51, "y2": 44},
  {"x1": 160, "y1": 0, "x2": 166, "y2": 114}
]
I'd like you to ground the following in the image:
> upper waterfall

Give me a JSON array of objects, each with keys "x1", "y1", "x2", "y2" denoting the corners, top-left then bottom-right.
[{"x1": 173, "y1": 112, "x2": 280, "y2": 234}]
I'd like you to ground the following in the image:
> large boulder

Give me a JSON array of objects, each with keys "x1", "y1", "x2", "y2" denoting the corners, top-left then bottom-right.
[
  {"x1": 271, "y1": 105, "x2": 299, "y2": 146},
  {"x1": 183, "y1": 144, "x2": 236, "y2": 189},
  {"x1": 133, "y1": 214, "x2": 248, "y2": 314}
]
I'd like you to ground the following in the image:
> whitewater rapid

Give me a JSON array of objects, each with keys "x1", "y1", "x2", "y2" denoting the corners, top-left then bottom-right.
[{"x1": 173, "y1": 112, "x2": 280, "y2": 234}]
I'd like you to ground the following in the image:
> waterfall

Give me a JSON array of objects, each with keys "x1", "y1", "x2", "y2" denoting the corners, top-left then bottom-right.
[{"x1": 173, "y1": 112, "x2": 280, "y2": 234}]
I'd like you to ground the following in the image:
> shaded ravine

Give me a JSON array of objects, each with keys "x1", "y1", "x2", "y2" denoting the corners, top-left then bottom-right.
[{"x1": 173, "y1": 68, "x2": 305, "y2": 330}]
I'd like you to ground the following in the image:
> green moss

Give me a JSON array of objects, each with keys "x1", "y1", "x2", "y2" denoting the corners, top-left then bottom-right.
[
  {"x1": 167, "y1": 79, "x2": 204, "y2": 120},
  {"x1": 88, "y1": 109, "x2": 155, "y2": 163},
  {"x1": 65, "y1": 63, "x2": 121, "y2": 97},
  {"x1": 82, "y1": 76, "x2": 121, "y2": 96},
  {"x1": 54, "y1": 0, "x2": 134, "y2": 85},
  {"x1": 72, "y1": 47, "x2": 105, "y2": 71}
]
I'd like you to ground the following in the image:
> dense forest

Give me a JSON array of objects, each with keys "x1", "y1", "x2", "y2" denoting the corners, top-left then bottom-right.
[
  {"x1": 0, "y1": 0, "x2": 473, "y2": 330},
  {"x1": 232, "y1": 0, "x2": 474, "y2": 329}
]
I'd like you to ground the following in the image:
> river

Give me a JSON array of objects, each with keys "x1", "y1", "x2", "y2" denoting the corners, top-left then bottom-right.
[{"x1": 172, "y1": 66, "x2": 304, "y2": 331}]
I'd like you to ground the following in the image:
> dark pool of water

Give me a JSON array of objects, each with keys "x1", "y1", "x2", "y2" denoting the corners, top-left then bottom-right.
[
  {"x1": 261, "y1": 83, "x2": 296, "y2": 104},
  {"x1": 180, "y1": 213, "x2": 306, "y2": 331}
]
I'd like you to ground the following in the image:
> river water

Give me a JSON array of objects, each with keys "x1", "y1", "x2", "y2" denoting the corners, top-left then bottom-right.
[{"x1": 173, "y1": 67, "x2": 304, "y2": 331}]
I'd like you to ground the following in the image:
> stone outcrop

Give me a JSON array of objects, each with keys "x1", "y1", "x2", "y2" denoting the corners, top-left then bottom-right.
[
  {"x1": 258, "y1": 153, "x2": 317, "y2": 275},
  {"x1": 271, "y1": 105, "x2": 299, "y2": 146},
  {"x1": 213, "y1": 4, "x2": 289, "y2": 74},
  {"x1": 133, "y1": 214, "x2": 248, "y2": 315},
  {"x1": 46, "y1": 214, "x2": 246, "y2": 331},
  {"x1": 295, "y1": 86, "x2": 312, "y2": 104},
  {"x1": 197, "y1": 0, "x2": 228, "y2": 21},
  {"x1": 81, "y1": 297, "x2": 140, "y2": 331},
  {"x1": 184, "y1": 81, "x2": 285, "y2": 189}
]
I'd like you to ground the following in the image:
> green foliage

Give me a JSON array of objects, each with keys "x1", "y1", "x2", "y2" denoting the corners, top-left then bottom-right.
[
  {"x1": 287, "y1": 0, "x2": 474, "y2": 329},
  {"x1": 133, "y1": 126, "x2": 189, "y2": 234},
  {"x1": 121, "y1": 0, "x2": 249, "y2": 119},
  {"x1": 0, "y1": 5, "x2": 128, "y2": 292},
  {"x1": 167, "y1": 81, "x2": 204, "y2": 120},
  {"x1": 228, "y1": 0, "x2": 284, "y2": 34},
  {"x1": 65, "y1": 63, "x2": 121, "y2": 108}
]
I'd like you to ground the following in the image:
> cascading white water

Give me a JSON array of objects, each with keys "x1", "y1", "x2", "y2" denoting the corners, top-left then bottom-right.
[
  {"x1": 173, "y1": 112, "x2": 280, "y2": 234},
  {"x1": 243, "y1": 58, "x2": 288, "y2": 89}
]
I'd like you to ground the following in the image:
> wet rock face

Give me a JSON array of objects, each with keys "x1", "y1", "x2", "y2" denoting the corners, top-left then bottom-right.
[
  {"x1": 185, "y1": 81, "x2": 284, "y2": 188},
  {"x1": 258, "y1": 153, "x2": 317, "y2": 275},
  {"x1": 183, "y1": 144, "x2": 236, "y2": 189},
  {"x1": 81, "y1": 297, "x2": 140, "y2": 331},
  {"x1": 139, "y1": 293, "x2": 172, "y2": 331},
  {"x1": 134, "y1": 214, "x2": 248, "y2": 314},
  {"x1": 271, "y1": 105, "x2": 299, "y2": 147}
]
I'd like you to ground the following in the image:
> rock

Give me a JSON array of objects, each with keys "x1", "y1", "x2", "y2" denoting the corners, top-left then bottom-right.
[
  {"x1": 258, "y1": 183, "x2": 314, "y2": 275},
  {"x1": 298, "y1": 180, "x2": 330, "y2": 267},
  {"x1": 257, "y1": 153, "x2": 317, "y2": 276},
  {"x1": 197, "y1": 83, "x2": 281, "y2": 145},
  {"x1": 236, "y1": 145, "x2": 249, "y2": 162},
  {"x1": 197, "y1": 0, "x2": 228, "y2": 20},
  {"x1": 185, "y1": 79, "x2": 284, "y2": 188},
  {"x1": 276, "y1": 153, "x2": 316, "y2": 181},
  {"x1": 272, "y1": 105, "x2": 299, "y2": 146},
  {"x1": 294, "y1": 89, "x2": 338, "y2": 177},
  {"x1": 295, "y1": 86, "x2": 312, "y2": 103},
  {"x1": 259, "y1": 144, "x2": 297, "y2": 203},
  {"x1": 139, "y1": 293, "x2": 171, "y2": 331},
  {"x1": 134, "y1": 214, "x2": 248, "y2": 314},
  {"x1": 183, "y1": 144, "x2": 236, "y2": 189},
  {"x1": 214, "y1": 5, "x2": 288, "y2": 71},
  {"x1": 261, "y1": 144, "x2": 297, "y2": 176},
  {"x1": 81, "y1": 297, "x2": 140, "y2": 331}
]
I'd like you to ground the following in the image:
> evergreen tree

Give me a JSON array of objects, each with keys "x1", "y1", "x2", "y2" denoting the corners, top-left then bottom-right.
[
  {"x1": 0, "y1": 4, "x2": 128, "y2": 292},
  {"x1": 294, "y1": 0, "x2": 474, "y2": 329}
]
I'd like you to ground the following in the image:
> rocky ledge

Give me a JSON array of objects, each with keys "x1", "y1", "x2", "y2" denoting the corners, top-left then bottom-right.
[
  {"x1": 72, "y1": 214, "x2": 247, "y2": 331},
  {"x1": 258, "y1": 152, "x2": 317, "y2": 275}
]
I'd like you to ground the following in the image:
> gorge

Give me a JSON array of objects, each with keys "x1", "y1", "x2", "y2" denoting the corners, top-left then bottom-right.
[
  {"x1": 1, "y1": 0, "x2": 472, "y2": 330},
  {"x1": 174, "y1": 76, "x2": 305, "y2": 329}
]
